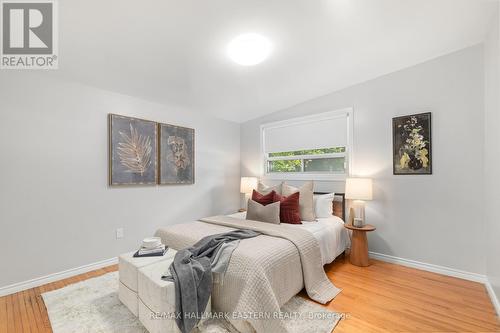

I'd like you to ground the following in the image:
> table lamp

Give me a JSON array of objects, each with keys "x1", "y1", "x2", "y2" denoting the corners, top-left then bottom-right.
[
  {"x1": 240, "y1": 177, "x2": 258, "y2": 210},
  {"x1": 345, "y1": 178, "x2": 373, "y2": 227}
]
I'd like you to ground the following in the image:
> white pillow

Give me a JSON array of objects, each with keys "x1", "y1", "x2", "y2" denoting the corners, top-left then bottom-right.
[{"x1": 313, "y1": 193, "x2": 335, "y2": 218}]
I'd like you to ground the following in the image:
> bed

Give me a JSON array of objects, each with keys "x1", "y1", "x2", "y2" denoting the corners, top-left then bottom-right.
[
  {"x1": 154, "y1": 192, "x2": 347, "y2": 333},
  {"x1": 226, "y1": 212, "x2": 349, "y2": 265}
]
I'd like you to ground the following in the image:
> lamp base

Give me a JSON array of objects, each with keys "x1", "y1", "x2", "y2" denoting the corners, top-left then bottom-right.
[
  {"x1": 352, "y1": 200, "x2": 366, "y2": 227},
  {"x1": 241, "y1": 192, "x2": 250, "y2": 211}
]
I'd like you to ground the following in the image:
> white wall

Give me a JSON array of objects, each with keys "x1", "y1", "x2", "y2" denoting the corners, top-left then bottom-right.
[
  {"x1": 484, "y1": 5, "x2": 500, "y2": 306},
  {"x1": 0, "y1": 72, "x2": 240, "y2": 288},
  {"x1": 241, "y1": 45, "x2": 485, "y2": 274}
]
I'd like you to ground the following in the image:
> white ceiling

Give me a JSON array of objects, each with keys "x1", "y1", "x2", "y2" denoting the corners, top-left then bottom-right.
[{"x1": 55, "y1": 0, "x2": 497, "y2": 123}]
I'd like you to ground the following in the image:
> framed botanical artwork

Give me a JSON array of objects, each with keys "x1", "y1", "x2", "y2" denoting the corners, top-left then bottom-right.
[
  {"x1": 392, "y1": 112, "x2": 432, "y2": 175},
  {"x1": 108, "y1": 114, "x2": 158, "y2": 185},
  {"x1": 158, "y1": 123, "x2": 195, "y2": 184}
]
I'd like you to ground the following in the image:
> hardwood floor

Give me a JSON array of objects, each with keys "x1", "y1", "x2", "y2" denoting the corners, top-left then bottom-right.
[
  {"x1": 0, "y1": 256, "x2": 498, "y2": 333},
  {"x1": 319, "y1": 255, "x2": 500, "y2": 332},
  {"x1": 0, "y1": 265, "x2": 117, "y2": 333}
]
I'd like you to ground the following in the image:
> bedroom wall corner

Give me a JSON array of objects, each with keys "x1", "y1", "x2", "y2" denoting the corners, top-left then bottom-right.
[
  {"x1": 484, "y1": 2, "x2": 500, "y2": 313},
  {"x1": 0, "y1": 72, "x2": 241, "y2": 290},
  {"x1": 240, "y1": 45, "x2": 486, "y2": 275}
]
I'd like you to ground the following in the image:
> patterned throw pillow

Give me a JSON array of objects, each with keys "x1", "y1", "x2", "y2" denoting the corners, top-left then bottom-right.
[
  {"x1": 273, "y1": 192, "x2": 301, "y2": 224},
  {"x1": 251, "y1": 189, "x2": 276, "y2": 206},
  {"x1": 246, "y1": 200, "x2": 281, "y2": 224}
]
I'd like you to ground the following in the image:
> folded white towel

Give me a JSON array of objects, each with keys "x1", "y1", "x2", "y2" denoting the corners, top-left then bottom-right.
[
  {"x1": 138, "y1": 244, "x2": 165, "y2": 255},
  {"x1": 142, "y1": 237, "x2": 162, "y2": 249}
]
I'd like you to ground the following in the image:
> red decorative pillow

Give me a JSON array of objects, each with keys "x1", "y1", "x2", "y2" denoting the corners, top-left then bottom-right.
[
  {"x1": 273, "y1": 192, "x2": 301, "y2": 224},
  {"x1": 252, "y1": 190, "x2": 276, "y2": 206}
]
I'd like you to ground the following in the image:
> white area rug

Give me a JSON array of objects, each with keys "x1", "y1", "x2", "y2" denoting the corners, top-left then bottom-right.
[{"x1": 42, "y1": 272, "x2": 340, "y2": 333}]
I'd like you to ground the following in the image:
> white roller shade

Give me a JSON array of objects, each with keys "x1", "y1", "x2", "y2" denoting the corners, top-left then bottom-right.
[{"x1": 263, "y1": 113, "x2": 348, "y2": 153}]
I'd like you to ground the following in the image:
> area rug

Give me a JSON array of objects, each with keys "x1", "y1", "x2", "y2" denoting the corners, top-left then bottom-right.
[{"x1": 42, "y1": 271, "x2": 341, "y2": 333}]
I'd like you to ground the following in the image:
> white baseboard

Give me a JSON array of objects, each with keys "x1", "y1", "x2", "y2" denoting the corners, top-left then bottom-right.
[
  {"x1": 0, "y1": 257, "x2": 118, "y2": 297},
  {"x1": 485, "y1": 280, "x2": 500, "y2": 317},
  {"x1": 1, "y1": 251, "x2": 499, "y2": 318},
  {"x1": 369, "y1": 251, "x2": 500, "y2": 317},
  {"x1": 369, "y1": 251, "x2": 487, "y2": 283}
]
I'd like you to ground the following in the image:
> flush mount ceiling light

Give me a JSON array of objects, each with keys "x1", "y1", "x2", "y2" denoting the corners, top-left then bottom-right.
[{"x1": 227, "y1": 33, "x2": 272, "y2": 66}]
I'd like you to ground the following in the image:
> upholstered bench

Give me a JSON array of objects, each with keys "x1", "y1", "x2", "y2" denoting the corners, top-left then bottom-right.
[
  {"x1": 119, "y1": 249, "x2": 211, "y2": 333},
  {"x1": 118, "y1": 250, "x2": 176, "y2": 316}
]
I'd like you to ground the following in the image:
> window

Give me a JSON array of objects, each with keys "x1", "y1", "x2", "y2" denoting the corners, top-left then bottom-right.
[{"x1": 261, "y1": 109, "x2": 353, "y2": 180}]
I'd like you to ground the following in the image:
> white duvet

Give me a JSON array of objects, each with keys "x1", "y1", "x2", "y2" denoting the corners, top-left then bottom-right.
[{"x1": 227, "y1": 212, "x2": 350, "y2": 265}]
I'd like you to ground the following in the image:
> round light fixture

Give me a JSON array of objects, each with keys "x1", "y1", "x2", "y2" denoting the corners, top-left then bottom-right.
[{"x1": 227, "y1": 33, "x2": 272, "y2": 66}]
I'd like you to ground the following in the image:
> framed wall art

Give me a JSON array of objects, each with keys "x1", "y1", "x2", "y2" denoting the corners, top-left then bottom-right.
[
  {"x1": 392, "y1": 112, "x2": 432, "y2": 175},
  {"x1": 108, "y1": 114, "x2": 158, "y2": 185},
  {"x1": 158, "y1": 123, "x2": 195, "y2": 184}
]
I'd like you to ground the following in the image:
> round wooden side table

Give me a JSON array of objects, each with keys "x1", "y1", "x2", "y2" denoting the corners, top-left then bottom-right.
[{"x1": 344, "y1": 223, "x2": 376, "y2": 267}]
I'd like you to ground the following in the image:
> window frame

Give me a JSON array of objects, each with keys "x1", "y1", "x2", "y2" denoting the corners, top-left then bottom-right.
[
  {"x1": 267, "y1": 152, "x2": 347, "y2": 173},
  {"x1": 260, "y1": 108, "x2": 354, "y2": 181}
]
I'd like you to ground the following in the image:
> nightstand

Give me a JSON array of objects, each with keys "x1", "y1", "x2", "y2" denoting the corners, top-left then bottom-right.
[{"x1": 344, "y1": 223, "x2": 376, "y2": 267}]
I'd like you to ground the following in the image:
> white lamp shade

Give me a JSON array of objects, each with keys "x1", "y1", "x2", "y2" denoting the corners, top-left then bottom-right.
[
  {"x1": 240, "y1": 177, "x2": 258, "y2": 194},
  {"x1": 345, "y1": 178, "x2": 373, "y2": 201}
]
